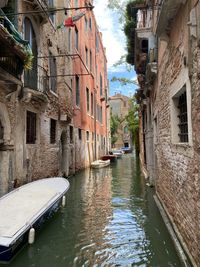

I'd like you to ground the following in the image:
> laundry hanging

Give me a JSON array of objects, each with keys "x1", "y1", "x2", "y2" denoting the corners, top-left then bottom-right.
[{"x1": 57, "y1": 12, "x2": 86, "y2": 29}]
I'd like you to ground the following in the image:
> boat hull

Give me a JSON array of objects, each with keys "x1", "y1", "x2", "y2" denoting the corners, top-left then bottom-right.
[
  {"x1": 101, "y1": 155, "x2": 117, "y2": 163},
  {"x1": 91, "y1": 160, "x2": 110, "y2": 168}
]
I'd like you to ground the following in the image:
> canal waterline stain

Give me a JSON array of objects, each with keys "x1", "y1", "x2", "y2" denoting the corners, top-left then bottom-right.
[{"x1": 2, "y1": 154, "x2": 183, "y2": 267}]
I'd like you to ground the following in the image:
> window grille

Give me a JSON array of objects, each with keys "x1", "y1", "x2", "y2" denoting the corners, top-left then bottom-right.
[
  {"x1": 26, "y1": 111, "x2": 36, "y2": 144},
  {"x1": 50, "y1": 119, "x2": 56, "y2": 144},
  {"x1": 178, "y1": 91, "x2": 188, "y2": 142}
]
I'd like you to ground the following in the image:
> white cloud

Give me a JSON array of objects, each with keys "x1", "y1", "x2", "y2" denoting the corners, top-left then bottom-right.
[{"x1": 94, "y1": 0, "x2": 126, "y2": 70}]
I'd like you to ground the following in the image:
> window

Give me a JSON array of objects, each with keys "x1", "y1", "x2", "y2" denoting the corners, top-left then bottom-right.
[
  {"x1": 26, "y1": 111, "x2": 37, "y2": 144},
  {"x1": 49, "y1": 51, "x2": 57, "y2": 92},
  {"x1": 91, "y1": 92, "x2": 94, "y2": 116},
  {"x1": 2, "y1": 0, "x2": 17, "y2": 26},
  {"x1": 95, "y1": 33, "x2": 99, "y2": 51},
  {"x1": 100, "y1": 106, "x2": 103, "y2": 123},
  {"x1": 85, "y1": 46, "x2": 88, "y2": 66},
  {"x1": 89, "y1": 18, "x2": 92, "y2": 30},
  {"x1": 24, "y1": 17, "x2": 37, "y2": 90},
  {"x1": 50, "y1": 119, "x2": 56, "y2": 144},
  {"x1": 171, "y1": 85, "x2": 189, "y2": 144},
  {"x1": 86, "y1": 131, "x2": 89, "y2": 141},
  {"x1": 70, "y1": 126, "x2": 73, "y2": 143},
  {"x1": 90, "y1": 50, "x2": 92, "y2": 72},
  {"x1": 75, "y1": 75, "x2": 80, "y2": 106},
  {"x1": 100, "y1": 73, "x2": 103, "y2": 96},
  {"x1": 124, "y1": 126, "x2": 128, "y2": 133},
  {"x1": 84, "y1": 16, "x2": 88, "y2": 31},
  {"x1": 86, "y1": 87, "x2": 90, "y2": 113},
  {"x1": 177, "y1": 91, "x2": 188, "y2": 142},
  {"x1": 74, "y1": 0, "x2": 78, "y2": 7},
  {"x1": 48, "y1": 0, "x2": 55, "y2": 23},
  {"x1": 78, "y1": 128, "x2": 82, "y2": 140},
  {"x1": 68, "y1": 28, "x2": 71, "y2": 52},
  {"x1": 75, "y1": 27, "x2": 79, "y2": 50}
]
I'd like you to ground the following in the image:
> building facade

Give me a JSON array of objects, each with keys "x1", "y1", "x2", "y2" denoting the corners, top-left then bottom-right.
[
  {"x1": 133, "y1": 0, "x2": 200, "y2": 265},
  {"x1": 0, "y1": 0, "x2": 109, "y2": 196},
  {"x1": 110, "y1": 93, "x2": 132, "y2": 149},
  {"x1": 71, "y1": 0, "x2": 110, "y2": 170}
]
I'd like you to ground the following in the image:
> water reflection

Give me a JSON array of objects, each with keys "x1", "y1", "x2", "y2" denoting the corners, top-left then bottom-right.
[{"x1": 2, "y1": 154, "x2": 183, "y2": 267}]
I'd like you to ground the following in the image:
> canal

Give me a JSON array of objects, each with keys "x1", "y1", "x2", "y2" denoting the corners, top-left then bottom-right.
[{"x1": 3, "y1": 154, "x2": 183, "y2": 267}]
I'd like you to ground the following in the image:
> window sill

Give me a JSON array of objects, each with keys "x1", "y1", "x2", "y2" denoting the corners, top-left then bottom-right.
[{"x1": 171, "y1": 143, "x2": 194, "y2": 158}]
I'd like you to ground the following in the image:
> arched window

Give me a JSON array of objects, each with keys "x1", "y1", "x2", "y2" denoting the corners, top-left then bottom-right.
[{"x1": 24, "y1": 17, "x2": 38, "y2": 90}]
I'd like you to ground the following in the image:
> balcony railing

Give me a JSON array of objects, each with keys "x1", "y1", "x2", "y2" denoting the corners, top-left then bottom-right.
[
  {"x1": 24, "y1": 65, "x2": 49, "y2": 92},
  {"x1": 0, "y1": 55, "x2": 23, "y2": 78}
]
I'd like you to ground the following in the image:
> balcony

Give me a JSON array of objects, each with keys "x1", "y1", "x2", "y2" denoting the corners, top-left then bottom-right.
[
  {"x1": 23, "y1": 65, "x2": 48, "y2": 103},
  {"x1": 146, "y1": 48, "x2": 158, "y2": 84},
  {"x1": 156, "y1": 0, "x2": 187, "y2": 37},
  {"x1": 0, "y1": 12, "x2": 32, "y2": 91}
]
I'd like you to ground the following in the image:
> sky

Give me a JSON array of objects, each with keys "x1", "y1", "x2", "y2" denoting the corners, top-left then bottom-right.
[{"x1": 93, "y1": 0, "x2": 138, "y2": 97}]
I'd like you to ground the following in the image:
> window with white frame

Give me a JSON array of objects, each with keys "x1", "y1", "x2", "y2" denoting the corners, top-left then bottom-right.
[{"x1": 171, "y1": 85, "x2": 189, "y2": 143}]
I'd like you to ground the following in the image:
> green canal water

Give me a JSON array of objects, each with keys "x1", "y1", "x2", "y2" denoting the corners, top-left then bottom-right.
[{"x1": 3, "y1": 154, "x2": 183, "y2": 267}]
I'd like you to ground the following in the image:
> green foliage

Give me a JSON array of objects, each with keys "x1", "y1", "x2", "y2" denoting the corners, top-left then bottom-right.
[
  {"x1": 125, "y1": 96, "x2": 140, "y2": 153},
  {"x1": 110, "y1": 114, "x2": 121, "y2": 146},
  {"x1": 111, "y1": 76, "x2": 138, "y2": 86}
]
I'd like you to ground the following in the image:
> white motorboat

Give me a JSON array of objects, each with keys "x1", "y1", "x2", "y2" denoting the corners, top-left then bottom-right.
[
  {"x1": 0, "y1": 177, "x2": 70, "y2": 262},
  {"x1": 91, "y1": 159, "x2": 110, "y2": 168}
]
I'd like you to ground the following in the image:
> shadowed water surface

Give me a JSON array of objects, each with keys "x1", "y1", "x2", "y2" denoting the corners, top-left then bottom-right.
[{"x1": 1, "y1": 154, "x2": 183, "y2": 267}]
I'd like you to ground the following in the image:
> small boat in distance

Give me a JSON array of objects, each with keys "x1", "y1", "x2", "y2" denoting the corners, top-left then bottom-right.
[
  {"x1": 91, "y1": 159, "x2": 110, "y2": 168},
  {"x1": 121, "y1": 147, "x2": 133, "y2": 154},
  {"x1": 112, "y1": 149, "x2": 124, "y2": 158},
  {"x1": 0, "y1": 177, "x2": 70, "y2": 263}
]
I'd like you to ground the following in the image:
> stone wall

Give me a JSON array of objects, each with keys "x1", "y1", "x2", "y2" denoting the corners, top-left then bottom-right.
[{"x1": 153, "y1": 2, "x2": 200, "y2": 265}]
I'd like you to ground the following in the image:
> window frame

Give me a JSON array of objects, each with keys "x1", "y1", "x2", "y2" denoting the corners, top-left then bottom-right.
[
  {"x1": 50, "y1": 118, "x2": 56, "y2": 144},
  {"x1": 26, "y1": 111, "x2": 37, "y2": 144},
  {"x1": 170, "y1": 69, "x2": 192, "y2": 146}
]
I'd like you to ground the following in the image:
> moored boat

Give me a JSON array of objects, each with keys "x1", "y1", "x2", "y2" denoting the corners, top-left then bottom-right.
[
  {"x1": 101, "y1": 155, "x2": 117, "y2": 163},
  {"x1": 91, "y1": 159, "x2": 110, "y2": 168},
  {"x1": 0, "y1": 177, "x2": 70, "y2": 263},
  {"x1": 112, "y1": 150, "x2": 123, "y2": 158},
  {"x1": 121, "y1": 147, "x2": 133, "y2": 154}
]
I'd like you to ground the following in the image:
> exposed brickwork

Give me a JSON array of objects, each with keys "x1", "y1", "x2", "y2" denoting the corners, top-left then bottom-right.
[{"x1": 137, "y1": 1, "x2": 200, "y2": 265}]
